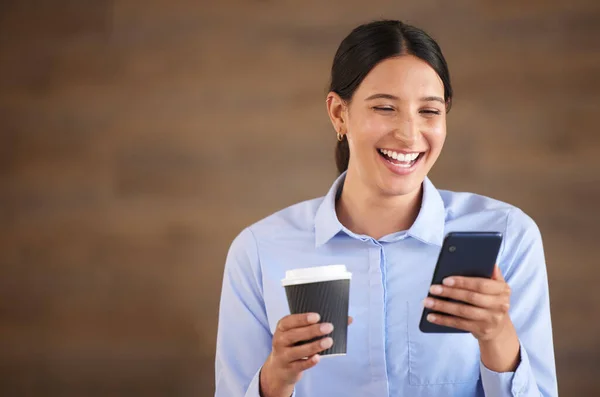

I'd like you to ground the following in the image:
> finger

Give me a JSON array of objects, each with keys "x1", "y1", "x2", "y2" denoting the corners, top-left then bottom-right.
[
  {"x1": 442, "y1": 275, "x2": 506, "y2": 295},
  {"x1": 289, "y1": 354, "x2": 321, "y2": 372},
  {"x1": 426, "y1": 313, "x2": 476, "y2": 333},
  {"x1": 428, "y1": 285, "x2": 505, "y2": 310},
  {"x1": 277, "y1": 322, "x2": 333, "y2": 347},
  {"x1": 423, "y1": 297, "x2": 488, "y2": 320},
  {"x1": 348, "y1": 316, "x2": 353, "y2": 325},
  {"x1": 277, "y1": 313, "x2": 320, "y2": 333},
  {"x1": 491, "y1": 264, "x2": 505, "y2": 282},
  {"x1": 285, "y1": 337, "x2": 333, "y2": 362}
]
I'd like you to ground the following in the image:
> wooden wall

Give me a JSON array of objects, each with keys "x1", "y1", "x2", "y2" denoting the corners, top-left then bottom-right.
[{"x1": 1, "y1": 1, "x2": 599, "y2": 395}]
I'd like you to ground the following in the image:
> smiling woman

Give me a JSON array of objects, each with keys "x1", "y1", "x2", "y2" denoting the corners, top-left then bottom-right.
[
  {"x1": 329, "y1": 55, "x2": 446, "y2": 202},
  {"x1": 215, "y1": 20, "x2": 558, "y2": 397}
]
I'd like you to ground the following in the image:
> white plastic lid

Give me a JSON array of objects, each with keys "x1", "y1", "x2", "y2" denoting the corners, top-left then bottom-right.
[{"x1": 281, "y1": 265, "x2": 352, "y2": 287}]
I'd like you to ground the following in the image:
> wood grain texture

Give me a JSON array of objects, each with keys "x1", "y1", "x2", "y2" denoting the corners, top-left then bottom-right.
[{"x1": 1, "y1": 1, "x2": 599, "y2": 395}]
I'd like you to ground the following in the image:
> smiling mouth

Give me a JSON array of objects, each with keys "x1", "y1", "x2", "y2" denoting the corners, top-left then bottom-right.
[{"x1": 377, "y1": 148, "x2": 424, "y2": 168}]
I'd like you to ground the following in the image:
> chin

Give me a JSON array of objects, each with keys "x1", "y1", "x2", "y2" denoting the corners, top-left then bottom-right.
[{"x1": 377, "y1": 176, "x2": 423, "y2": 197}]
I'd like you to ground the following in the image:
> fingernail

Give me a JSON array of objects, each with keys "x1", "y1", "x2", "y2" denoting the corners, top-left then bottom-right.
[
  {"x1": 429, "y1": 285, "x2": 443, "y2": 294},
  {"x1": 427, "y1": 314, "x2": 436, "y2": 322},
  {"x1": 307, "y1": 313, "x2": 320, "y2": 323},
  {"x1": 423, "y1": 298, "x2": 434, "y2": 308},
  {"x1": 443, "y1": 278, "x2": 455, "y2": 286},
  {"x1": 320, "y1": 323, "x2": 334, "y2": 334},
  {"x1": 320, "y1": 337, "x2": 333, "y2": 348}
]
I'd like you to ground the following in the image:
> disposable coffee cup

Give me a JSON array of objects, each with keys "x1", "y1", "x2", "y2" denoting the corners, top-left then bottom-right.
[{"x1": 281, "y1": 265, "x2": 351, "y2": 356}]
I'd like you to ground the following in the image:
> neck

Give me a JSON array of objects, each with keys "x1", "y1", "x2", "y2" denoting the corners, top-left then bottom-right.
[{"x1": 335, "y1": 171, "x2": 423, "y2": 240}]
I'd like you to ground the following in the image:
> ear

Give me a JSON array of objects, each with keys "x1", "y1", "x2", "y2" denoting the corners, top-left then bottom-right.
[{"x1": 326, "y1": 92, "x2": 348, "y2": 138}]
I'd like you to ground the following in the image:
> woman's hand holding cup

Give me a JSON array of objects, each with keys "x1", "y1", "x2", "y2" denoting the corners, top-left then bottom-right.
[{"x1": 259, "y1": 313, "x2": 352, "y2": 397}]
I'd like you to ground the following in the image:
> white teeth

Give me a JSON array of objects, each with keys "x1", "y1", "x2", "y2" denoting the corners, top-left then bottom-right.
[{"x1": 379, "y1": 149, "x2": 420, "y2": 163}]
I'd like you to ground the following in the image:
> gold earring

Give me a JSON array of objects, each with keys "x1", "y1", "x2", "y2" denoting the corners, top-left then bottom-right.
[{"x1": 337, "y1": 132, "x2": 345, "y2": 142}]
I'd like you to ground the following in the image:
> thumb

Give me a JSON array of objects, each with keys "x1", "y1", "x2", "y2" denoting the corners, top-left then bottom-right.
[{"x1": 491, "y1": 264, "x2": 505, "y2": 281}]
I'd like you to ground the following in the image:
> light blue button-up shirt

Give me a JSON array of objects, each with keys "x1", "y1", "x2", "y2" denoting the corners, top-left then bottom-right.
[{"x1": 215, "y1": 173, "x2": 557, "y2": 397}]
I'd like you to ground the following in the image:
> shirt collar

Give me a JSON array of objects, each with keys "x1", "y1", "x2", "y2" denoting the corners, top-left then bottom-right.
[
  {"x1": 314, "y1": 172, "x2": 346, "y2": 247},
  {"x1": 314, "y1": 172, "x2": 446, "y2": 247},
  {"x1": 406, "y1": 176, "x2": 446, "y2": 246}
]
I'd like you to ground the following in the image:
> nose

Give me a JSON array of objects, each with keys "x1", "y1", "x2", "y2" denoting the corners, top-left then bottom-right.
[{"x1": 393, "y1": 116, "x2": 419, "y2": 146}]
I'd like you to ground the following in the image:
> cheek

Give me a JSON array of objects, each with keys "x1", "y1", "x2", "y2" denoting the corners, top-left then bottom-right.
[
  {"x1": 423, "y1": 121, "x2": 446, "y2": 149},
  {"x1": 352, "y1": 113, "x2": 390, "y2": 141}
]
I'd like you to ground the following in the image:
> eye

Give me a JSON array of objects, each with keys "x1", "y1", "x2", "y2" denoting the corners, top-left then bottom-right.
[
  {"x1": 373, "y1": 106, "x2": 395, "y2": 112},
  {"x1": 420, "y1": 109, "x2": 442, "y2": 116}
]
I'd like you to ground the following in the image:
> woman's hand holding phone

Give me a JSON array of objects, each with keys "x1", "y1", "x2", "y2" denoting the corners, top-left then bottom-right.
[
  {"x1": 423, "y1": 264, "x2": 521, "y2": 372},
  {"x1": 423, "y1": 264, "x2": 511, "y2": 340}
]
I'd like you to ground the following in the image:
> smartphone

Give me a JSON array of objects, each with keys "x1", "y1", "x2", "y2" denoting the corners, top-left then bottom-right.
[{"x1": 419, "y1": 231, "x2": 503, "y2": 333}]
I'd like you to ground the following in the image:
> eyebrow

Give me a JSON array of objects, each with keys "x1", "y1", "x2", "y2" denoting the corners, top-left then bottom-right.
[
  {"x1": 365, "y1": 93, "x2": 445, "y2": 105},
  {"x1": 365, "y1": 93, "x2": 399, "y2": 101},
  {"x1": 421, "y1": 96, "x2": 446, "y2": 105}
]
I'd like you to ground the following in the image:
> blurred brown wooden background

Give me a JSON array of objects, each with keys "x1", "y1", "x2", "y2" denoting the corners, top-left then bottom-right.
[{"x1": 1, "y1": 1, "x2": 599, "y2": 396}]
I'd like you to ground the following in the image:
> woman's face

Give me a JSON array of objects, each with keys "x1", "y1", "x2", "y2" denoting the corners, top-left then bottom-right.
[{"x1": 336, "y1": 55, "x2": 447, "y2": 197}]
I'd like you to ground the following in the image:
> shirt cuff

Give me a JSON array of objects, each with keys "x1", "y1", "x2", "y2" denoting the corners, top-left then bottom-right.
[
  {"x1": 245, "y1": 367, "x2": 263, "y2": 397},
  {"x1": 480, "y1": 360, "x2": 515, "y2": 397},
  {"x1": 480, "y1": 340, "x2": 531, "y2": 397},
  {"x1": 247, "y1": 367, "x2": 296, "y2": 397}
]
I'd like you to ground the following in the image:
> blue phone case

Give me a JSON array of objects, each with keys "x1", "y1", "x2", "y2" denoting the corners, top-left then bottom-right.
[{"x1": 419, "y1": 231, "x2": 503, "y2": 333}]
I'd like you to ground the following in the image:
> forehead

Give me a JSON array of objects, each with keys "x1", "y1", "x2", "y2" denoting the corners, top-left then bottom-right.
[{"x1": 355, "y1": 55, "x2": 444, "y2": 98}]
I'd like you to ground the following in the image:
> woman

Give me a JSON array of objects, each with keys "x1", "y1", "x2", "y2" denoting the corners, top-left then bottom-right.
[{"x1": 215, "y1": 20, "x2": 557, "y2": 397}]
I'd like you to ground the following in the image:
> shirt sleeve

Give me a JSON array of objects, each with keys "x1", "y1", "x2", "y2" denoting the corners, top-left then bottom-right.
[
  {"x1": 246, "y1": 369, "x2": 296, "y2": 397},
  {"x1": 214, "y1": 227, "x2": 276, "y2": 397},
  {"x1": 480, "y1": 208, "x2": 558, "y2": 397}
]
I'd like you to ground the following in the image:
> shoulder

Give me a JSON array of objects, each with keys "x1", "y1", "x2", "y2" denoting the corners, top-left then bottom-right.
[
  {"x1": 249, "y1": 196, "x2": 324, "y2": 237},
  {"x1": 439, "y1": 188, "x2": 513, "y2": 218},
  {"x1": 228, "y1": 196, "x2": 324, "y2": 254},
  {"x1": 439, "y1": 188, "x2": 542, "y2": 255},
  {"x1": 439, "y1": 188, "x2": 543, "y2": 275},
  {"x1": 439, "y1": 188, "x2": 539, "y2": 233}
]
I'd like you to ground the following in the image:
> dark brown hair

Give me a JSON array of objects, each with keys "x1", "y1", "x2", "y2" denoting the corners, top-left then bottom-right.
[{"x1": 329, "y1": 20, "x2": 453, "y2": 174}]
